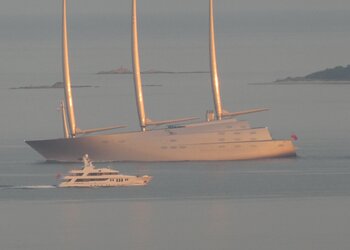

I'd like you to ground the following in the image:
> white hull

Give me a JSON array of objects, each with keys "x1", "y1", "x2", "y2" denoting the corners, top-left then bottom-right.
[
  {"x1": 26, "y1": 127, "x2": 295, "y2": 162},
  {"x1": 59, "y1": 175, "x2": 152, "y2": 187}
]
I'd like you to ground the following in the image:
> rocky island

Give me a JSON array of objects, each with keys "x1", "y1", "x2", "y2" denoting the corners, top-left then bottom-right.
[
  {"x1": 97, "y1": 66, "x2": 132, "y2": 74},
  {"x1": 97, "y1": 66, "x2": 208, "y2": 75},
  {"x1": 276, "y1": 65, "x2": 350, "y2": 83},
  {"x1": 10, "y1": 82, "x2": 95, "y2": 90}
]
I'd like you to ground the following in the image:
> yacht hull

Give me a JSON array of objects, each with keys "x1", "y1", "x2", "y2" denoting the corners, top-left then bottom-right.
[
  {"x1": 59, "y1": 176, "x2": 152, "y2": 187},
  {"x1": 26, "y1": 127, "x2": 295, "y2": 162}
]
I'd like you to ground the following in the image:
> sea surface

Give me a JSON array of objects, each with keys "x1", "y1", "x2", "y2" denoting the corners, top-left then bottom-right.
[
  {"x1": 2, "y1": 1, "x2": 350, "y2": 249},
  {"x1": 1, "y1": 67, "x2": 350, "y2": 250}
]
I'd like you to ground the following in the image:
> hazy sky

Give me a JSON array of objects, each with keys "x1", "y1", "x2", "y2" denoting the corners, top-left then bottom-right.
[{"x1": 2, "y1": 0, "x2": 350, "y2": 82}]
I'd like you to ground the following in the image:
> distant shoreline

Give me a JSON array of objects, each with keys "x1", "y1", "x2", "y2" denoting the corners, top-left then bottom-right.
[
  {"x1": 96, "y1": 67, "x2": 209, "y2": 75},
  {"x1": 10, "y1": 82, "x2": 95, "y2": 90},
  {"x1": 250, "y1": 80, "x2": 350, "y2": 85},
  {"x1": 10, "y1": 85, "x2": 95, "y2": 90},
  {"x1": 275, "y1": 65, "x2": 350, "y2": 83}
]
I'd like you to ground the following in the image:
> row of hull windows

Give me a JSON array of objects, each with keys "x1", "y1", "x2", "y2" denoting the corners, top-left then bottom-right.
[
  {"x1": 161, "y1": 138, "x2": 260, "y2": 149},
  {"x1": 68, "y1": 172, "x2": 118, "y2": 177},
  {"x1": 63, "y1": 178, "x2": 129, "y2": 183},
  {"x1": 87, "y1": 173, "x2": 118, "y2": 176},
  {"x1": 76, "y1": 178, "x2": 109, "y2": 182},
  {"x1": 161, "y1": 142, "x2": 266, "y2": 150}
]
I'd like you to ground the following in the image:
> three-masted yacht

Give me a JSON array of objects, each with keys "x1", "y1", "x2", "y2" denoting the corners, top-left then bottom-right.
[{"x1": 25, "y1": 0, "x2": 296, "y2": 162}]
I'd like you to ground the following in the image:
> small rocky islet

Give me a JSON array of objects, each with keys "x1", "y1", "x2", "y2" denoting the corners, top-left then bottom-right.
[{"x1": 276, "y1": 65, "x2": 350, "y2": 83}]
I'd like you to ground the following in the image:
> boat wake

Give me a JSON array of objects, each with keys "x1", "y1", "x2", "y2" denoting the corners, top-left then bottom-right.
[{"x1": 0, "y1": 185, "x2": 57, "y2": 190}]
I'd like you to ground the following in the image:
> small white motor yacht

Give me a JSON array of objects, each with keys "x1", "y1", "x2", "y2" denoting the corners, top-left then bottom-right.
[{"x1": 58, "y1": 154, "x2": 152, "y2": 188}]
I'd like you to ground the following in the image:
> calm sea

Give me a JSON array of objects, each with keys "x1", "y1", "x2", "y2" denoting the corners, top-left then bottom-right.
[{"x1": 1, "y1": 67, "x2": 350, "y2": 250}]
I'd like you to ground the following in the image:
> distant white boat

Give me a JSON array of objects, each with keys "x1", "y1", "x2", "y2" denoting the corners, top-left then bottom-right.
[{"x1": 58, "y1": 155, "x2": 152, "y2": 187}]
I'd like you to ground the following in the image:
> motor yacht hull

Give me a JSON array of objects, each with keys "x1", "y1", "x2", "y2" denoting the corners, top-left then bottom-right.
[{"x1": 59, "y1": 175, "x2": 152, "y2": 187}]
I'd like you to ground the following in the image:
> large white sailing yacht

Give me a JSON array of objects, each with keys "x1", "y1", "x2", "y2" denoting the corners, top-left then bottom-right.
[{"x1": 25, "y1": 0, "x2": 296, "y2": 162}]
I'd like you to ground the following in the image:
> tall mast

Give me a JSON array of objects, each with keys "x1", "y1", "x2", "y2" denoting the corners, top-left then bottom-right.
[
  {"x1": 209, "y1": 0, "x2": 223, "y2": 120},
  {"x1": 130, "y1": 0, "x2": 198, "y2": 129},
  {"x1": 132, "y1": 0, "x2": 147, "y2": 132},
  {"x1": 62, "y1": 0, "x2": 77, "y2": 137}
]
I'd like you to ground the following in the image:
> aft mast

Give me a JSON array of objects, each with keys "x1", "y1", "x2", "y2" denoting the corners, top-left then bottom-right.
[
  {"x1": 132, "y1": 0, "x2": 147, "y2": 132},
  {"x1": 62, "y1": 0, "x2": 77, "y2": 137},
  {"x1": 209, "y1": 0, "x2": 268, "y2": 119},
  {"x1": 209, "y1": 0, "x2": 223, "y2": 120}
]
